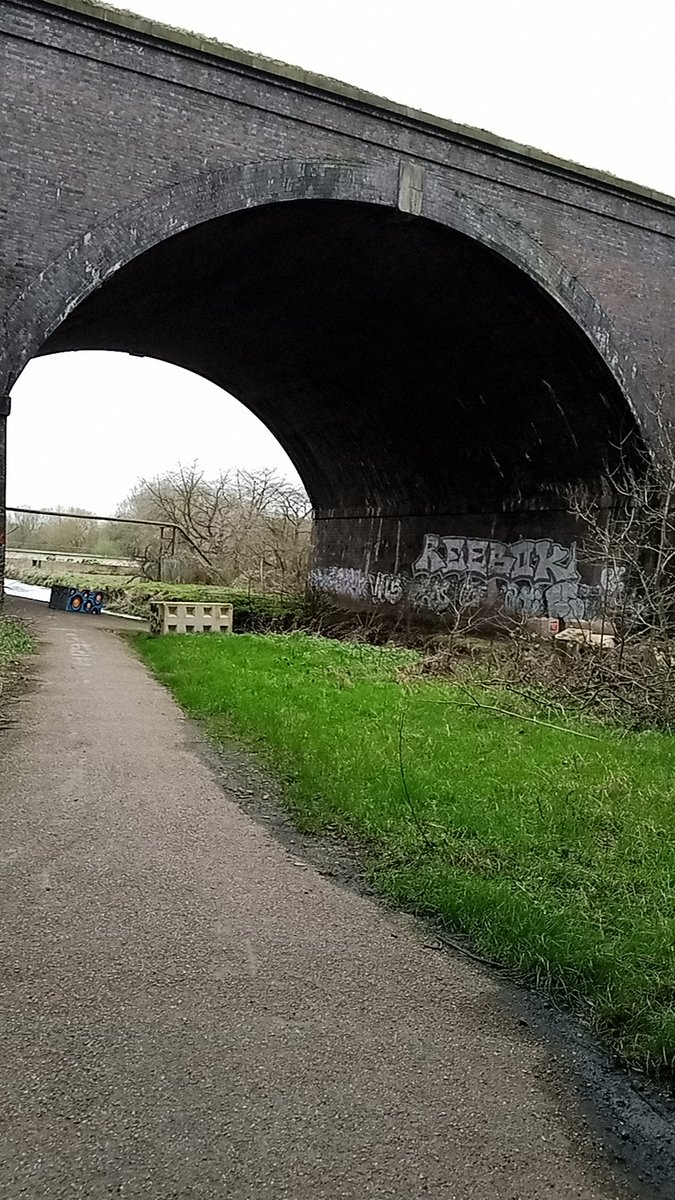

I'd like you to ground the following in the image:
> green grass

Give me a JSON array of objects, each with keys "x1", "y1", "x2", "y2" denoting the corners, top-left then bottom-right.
[
  {"x1": 136, "y1": 631, "x2": 675, "y2": 1081},
  {"x1": 15, "y1": 569, "x2": 303, "y2": 629},
  {"x1": 0, "y1": 614, "x2": 35, "y2": 673}
]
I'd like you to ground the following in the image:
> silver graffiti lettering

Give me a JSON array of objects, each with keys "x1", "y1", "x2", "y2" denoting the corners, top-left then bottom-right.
[
  {"x1": 411, "y1": 534, "x2": 619, "y2": 619},
  {"x1": 369, "y1": 572, "x2": 404, "y2": 605},
  {"x1": 309, "y1": 566, "x2": 370, "y2": 602}
]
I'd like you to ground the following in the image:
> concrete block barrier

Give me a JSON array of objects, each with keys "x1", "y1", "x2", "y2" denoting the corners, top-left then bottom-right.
[{"x1": 149, "y1": 601, "x2": 233, "y2": 635}]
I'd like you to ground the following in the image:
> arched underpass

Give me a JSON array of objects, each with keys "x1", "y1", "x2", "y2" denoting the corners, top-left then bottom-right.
[
  {"x1": 34, "y1": 199, "x2": 644, "y2": 623},
  {"x1": 3, "y1": 1, "x2": 673, "y2": 625}
]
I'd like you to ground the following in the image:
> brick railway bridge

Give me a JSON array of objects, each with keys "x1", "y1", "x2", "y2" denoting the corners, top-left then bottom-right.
[{"x1": 2, "y1": 0, "x2": 675, "y2": 621}]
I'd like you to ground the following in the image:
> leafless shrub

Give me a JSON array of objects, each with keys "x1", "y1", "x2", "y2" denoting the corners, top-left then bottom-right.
[
  {"x1": 405, "y1": 622, "x2": 675, "y2": 732},
  {"x1": 511, "y1": 636, "x2": 675, "y2": 731},
  {"x1": 531, "y1": 392, "x2": 675, "y2": 727},
  {"x1": 569, "y1": 394, "x2": 675, "y2": 646}
]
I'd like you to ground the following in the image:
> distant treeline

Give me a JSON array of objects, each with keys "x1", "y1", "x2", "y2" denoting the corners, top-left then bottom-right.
[{"x1": 8, "y1": 465, "x2": 312, "y2": 593}]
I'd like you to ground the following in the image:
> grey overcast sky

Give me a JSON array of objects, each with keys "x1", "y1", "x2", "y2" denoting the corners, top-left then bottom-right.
[{"x1": 9, "y1": 0, "x2": 675, "y2": 514}]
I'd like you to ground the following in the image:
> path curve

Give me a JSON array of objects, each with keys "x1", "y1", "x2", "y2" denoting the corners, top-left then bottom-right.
[{"x1": 0, "y1": 601, "x2": 633, "y2": 1198}]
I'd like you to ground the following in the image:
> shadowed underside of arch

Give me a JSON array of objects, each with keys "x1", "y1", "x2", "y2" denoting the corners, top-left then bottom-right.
[
  {"x1": 39, "y1": 197, "x2": 642, "y2": 521},
  {"x1": 17, "y1": 168, "x2": 649, "y2": 623}
]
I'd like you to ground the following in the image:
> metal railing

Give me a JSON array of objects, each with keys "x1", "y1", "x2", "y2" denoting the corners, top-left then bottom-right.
[{"x1": 6, "y1": 505, "x2": 213, "y2": 575}]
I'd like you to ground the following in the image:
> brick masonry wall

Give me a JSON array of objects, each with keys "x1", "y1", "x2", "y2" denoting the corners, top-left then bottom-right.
[
  {"x1": 2, "y1": 0, "x2": 675, "y2": 621},
  {"x1": 1, "y1": 0, "x2": 675, "y2": 400}
]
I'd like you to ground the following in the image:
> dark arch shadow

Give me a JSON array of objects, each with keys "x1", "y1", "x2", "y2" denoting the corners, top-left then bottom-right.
[{"x1": 3, "y1": 160, "x2": 646, "y2": 518}]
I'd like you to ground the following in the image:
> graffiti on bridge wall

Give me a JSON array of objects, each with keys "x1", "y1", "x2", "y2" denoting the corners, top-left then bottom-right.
[
  {"x1": 309, "y1": 566, "x2": 370, "y2": 603},
  {"x1": 368, "y1": 571, "x2": 404, "y2": 605},
  {"x1": 310, "y1": 566, "x2": 404, "y2": 605},
  {"x1": 311, "y1": 534, "x2": 625, "y2": 620},
  {"x1": 411, "y1": 535, "x2": 623, "y2": 619}
]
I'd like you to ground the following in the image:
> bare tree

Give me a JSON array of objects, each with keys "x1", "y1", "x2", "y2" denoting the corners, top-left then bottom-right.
[
  {"x1": 7, "y1": 510, "x2": 45, "y2": 548},
  {"x1": 568, "y1": 395, "x2": 675, "y2": 642},
  {"x1": 115, "y1": 464, "x2": 312, "y2": 591},
  {"x1": 7, "y1": 508, "x2": 113, "y2": 556}
]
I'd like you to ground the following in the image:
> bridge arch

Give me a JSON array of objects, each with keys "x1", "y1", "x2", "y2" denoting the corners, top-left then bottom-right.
[
  {"x1": 2, "y1": 158, "x2": 650, "y2": 616},
  {"x1": 2, "y1": 159, "x2": 648, "y2": 420}
]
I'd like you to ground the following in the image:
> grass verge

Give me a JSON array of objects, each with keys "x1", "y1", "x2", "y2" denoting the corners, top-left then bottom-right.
[
  {"x1": 14, "y1": 569, "x2": 303, "y2": 629},
  {"x1": 0, "y1": 613, "x2": 35, "y2": 667},
  {"x1": 0, "y1": 613, "x2": 35, "y2": 705},
  {"x1": 136, "y1": 631, "x2": 675, "y2": 1082}
]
